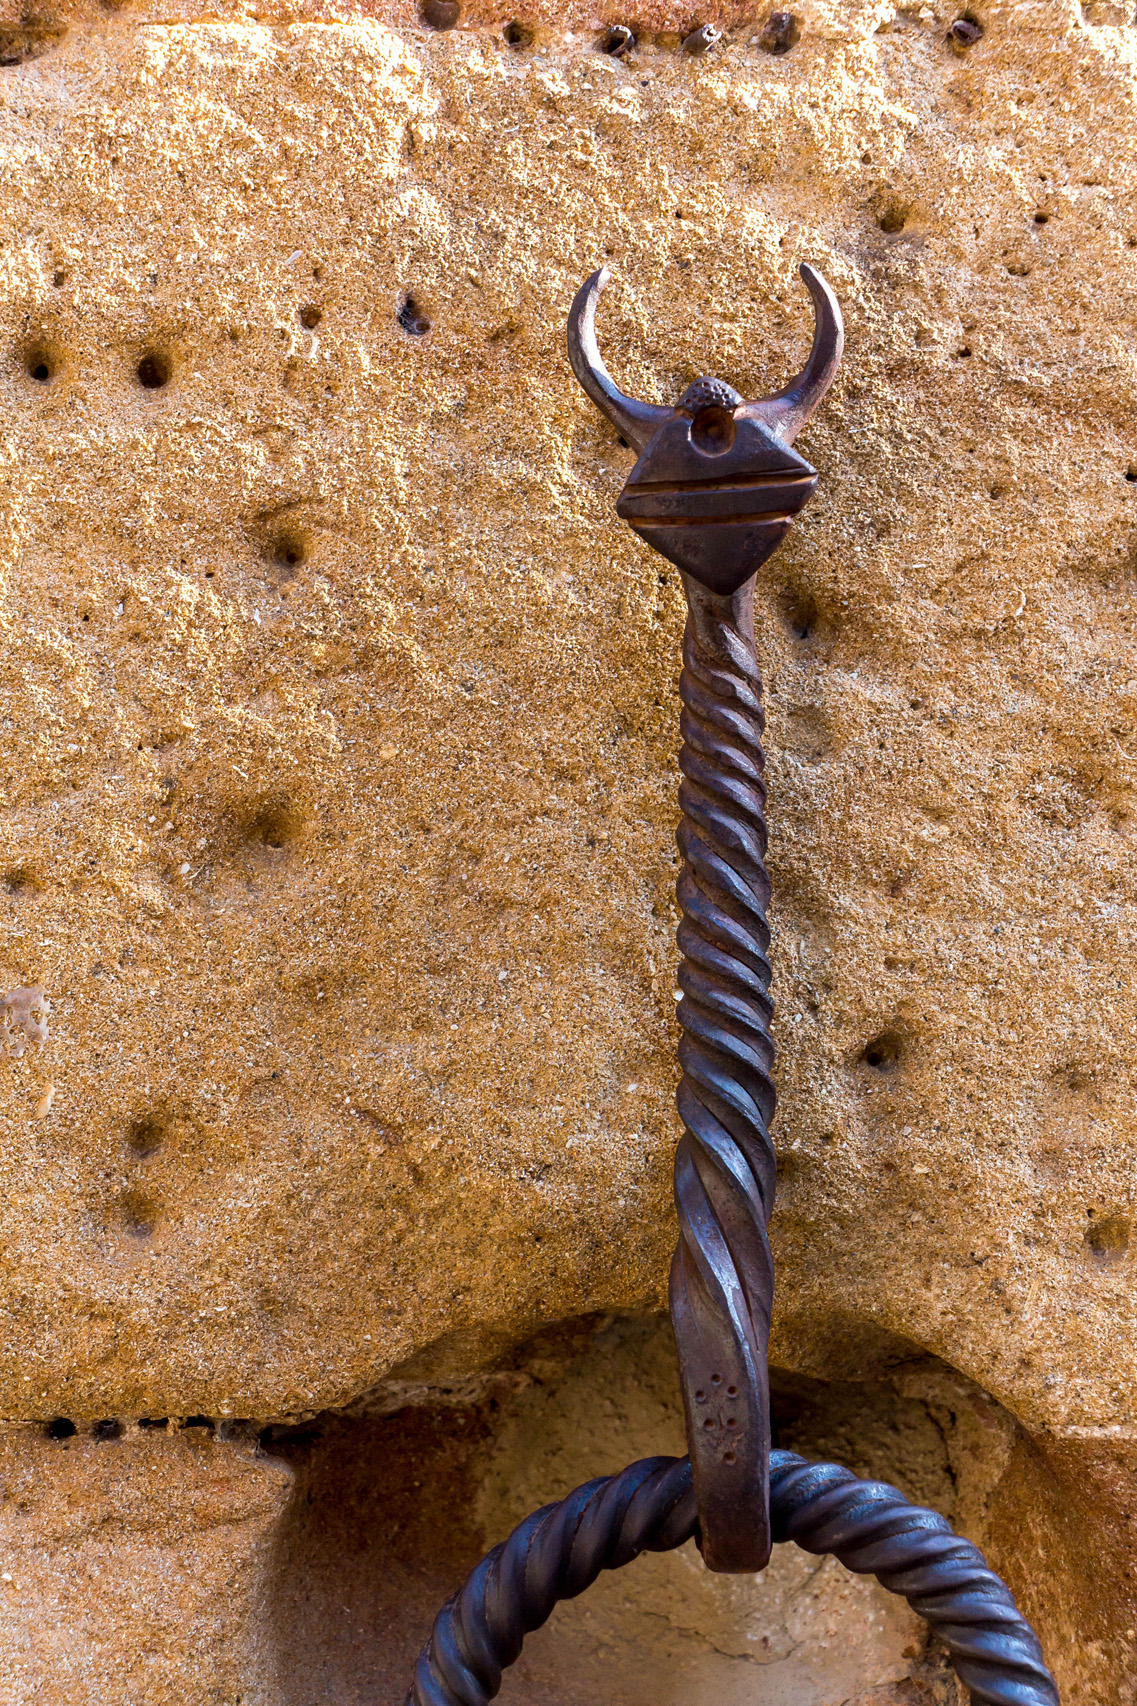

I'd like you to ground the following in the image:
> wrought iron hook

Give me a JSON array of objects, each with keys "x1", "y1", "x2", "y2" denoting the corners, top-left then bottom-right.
[
  {"x1": 574, "y1": 261, "x2": 847, "y2": 1568},
  {"x1": 565, "y1": 266, "x2": 671, "y2": 452},
  {"x1": 403, "y1": 264, "x2": 1058, "y2": 1703},
  {"x1": 738, "y1": 263, "x2": 844, "y2": 441}
]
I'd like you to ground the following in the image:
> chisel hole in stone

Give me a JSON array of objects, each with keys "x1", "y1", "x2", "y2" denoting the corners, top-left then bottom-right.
[
  {"x1": 118, "y1": 1188, "x2": 159, "y2": 1237},
  {"x1": 779, "y1": 588, "x2": 818, "y2": 640},
  {"x1": 246, "y1": 799, "x2": 302, "y2": 851},
  {"x1": 603, "y1": 23, "x2": 635, "y2": 55},
  {"x1": 136, "y1": 351, "x2": 171, "y2": 389},
  {"x1": 861, "y1": 1031, "x2": 904, "y2": 1072},
  {"x1": 1085, "y1": 1213, "x2": 1129, "y2": 1266},
  {"x1": 127, "y1": 1114, "x2": 166, "y2": 1159},
  {"x1": 273, "y1": 530, "x2": 308, "y2": 573},
  {"x1": 3, "y1": 866, "x2": 39, "y2": 898},
  {"x1": 397, "y1": 294, "x2": 432, "y2": 337},
  {"x1": 421, "y1": 0, "x2": 460, "y2": 26}
]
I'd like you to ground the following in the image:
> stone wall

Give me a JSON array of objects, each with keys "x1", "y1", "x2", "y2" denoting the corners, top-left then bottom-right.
[{"x1": 0, "y1": 1, "x2": 1133, "y2": 1699}]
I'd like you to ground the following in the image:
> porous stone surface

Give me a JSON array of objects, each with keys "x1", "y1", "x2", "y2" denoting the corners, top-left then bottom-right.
[
  {"x1": 0, "y1": 1421, "x2": 292, "y2": 1702},
  {"x1": 0, "y1": 1, "x2": 1133, "y2": 1698}
]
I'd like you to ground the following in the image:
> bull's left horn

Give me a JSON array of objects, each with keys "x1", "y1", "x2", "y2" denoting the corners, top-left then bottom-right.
[{"x1": 567, "y1": 267, "x2": 673, "y2": 452}]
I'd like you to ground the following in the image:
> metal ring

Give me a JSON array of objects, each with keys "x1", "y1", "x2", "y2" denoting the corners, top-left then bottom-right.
[{"x1": 405, "y1": 1449, "x2": 1059, "y2": 1706}]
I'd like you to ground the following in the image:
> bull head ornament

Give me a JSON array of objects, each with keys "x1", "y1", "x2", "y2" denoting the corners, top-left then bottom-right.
[{"x1": 567, "y1": 262, "x2": 843, "y2": 596}]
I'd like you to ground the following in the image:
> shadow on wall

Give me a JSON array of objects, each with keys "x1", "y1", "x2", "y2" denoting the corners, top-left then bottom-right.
[{"x1": 259, "y1": 1314, "x2": 1108, "y2": 1706}]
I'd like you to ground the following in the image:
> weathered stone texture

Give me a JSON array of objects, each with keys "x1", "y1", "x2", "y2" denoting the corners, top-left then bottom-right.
[
  {"x1": 0, "y1": 1423, "x2": 291, "y2": 1702},
  {"x1": 0, "y1": 1, "x2": 1134, "y2": 1698}
]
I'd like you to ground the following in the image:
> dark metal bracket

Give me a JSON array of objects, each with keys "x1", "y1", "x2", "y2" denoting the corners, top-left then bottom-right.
[
  {"x1": 569, "y1": 258, "x2": 842, "y2": 1572},
  {"x1": 403, "y1": 265, "x2": 1060, "y2": 1705}
]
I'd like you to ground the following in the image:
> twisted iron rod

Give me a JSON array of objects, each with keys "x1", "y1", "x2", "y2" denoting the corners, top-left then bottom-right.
[
  {"x1": 406, "y1": 1449, "x2": 1059, "y2": 1706},
  {"x1": 400, "y1": 269, "x2": 1057, "y2": 1698},
  {"x1": 670, "y1": 577, "x2": 778, "y2": 1571},
  {"x1": 566, "y1": 260, "x2": 842, "y2": 1566}
]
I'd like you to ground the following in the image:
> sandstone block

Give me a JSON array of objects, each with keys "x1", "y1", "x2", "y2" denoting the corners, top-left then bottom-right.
[{"x1": 0, "y1": 3, "x2": 1132, "y2": 1698}]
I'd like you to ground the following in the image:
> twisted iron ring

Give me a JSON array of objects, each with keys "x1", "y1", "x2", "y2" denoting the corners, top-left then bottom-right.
[{"x1": 406, "y1": 1449, "x2": 1059, "y2": 1706}]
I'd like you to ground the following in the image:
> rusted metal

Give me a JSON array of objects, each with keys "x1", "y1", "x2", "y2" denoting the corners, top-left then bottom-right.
[
  {"x1": 406, "y1": 1450, "x2": 1060, "y2": 1706},
  {"x1": 682, "y1": 23, "x2": 722, "y2": 54},
  {"x1": 948, "y1": 14, "x2": 983, "y2": 48},
  {"x1": 567, "y1": 262, "x2": 841, "y2": 1571},
  {"x1": 602, "y1": 23, "x2": 635, "y2": 55},
  {"x1": 759, "y1": 11, "x2": 800, "y2": 55}
]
